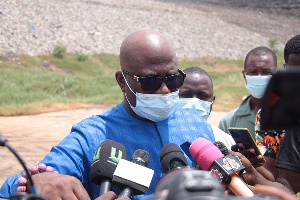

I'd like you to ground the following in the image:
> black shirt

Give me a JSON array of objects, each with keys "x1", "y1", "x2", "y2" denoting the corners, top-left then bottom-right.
[{"x1": 275, "y1": 129, "x2": 300, "y2": 173}]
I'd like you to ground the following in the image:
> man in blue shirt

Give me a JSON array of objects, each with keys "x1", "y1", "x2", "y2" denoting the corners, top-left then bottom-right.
[{"x1": 0, "y1": 29, "x2": 215, "y2": 200}]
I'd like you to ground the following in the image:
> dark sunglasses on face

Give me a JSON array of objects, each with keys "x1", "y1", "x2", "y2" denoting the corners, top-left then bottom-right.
[{"x1": 122, "y1": 69, "x2": 186, "y2": 92}]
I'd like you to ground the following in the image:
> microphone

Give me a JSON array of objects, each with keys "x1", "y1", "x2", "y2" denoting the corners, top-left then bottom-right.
[
  {"x1": 213, "y1": 141, "x2": 229, "y2": 156},
  {"x1": 90, "y1": 140, "x2": 127, "y2": 196},
  {"x1": 153, "y1": 143, "x2": 226, "y2": 200},
  {"x1": 189, "y1": 138, "x2": 254, "y2": 197},
  {"x1": 113, "y1": 149, "x2": 154, "y2": 199},
  {"x1": 152, "y1": 168, "x2": 225, "y2": 200},
  {"x1": 160, "y1": 143, "x2": 189, "y2": 174}
]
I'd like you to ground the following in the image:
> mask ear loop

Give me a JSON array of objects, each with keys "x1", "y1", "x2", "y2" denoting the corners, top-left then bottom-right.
[{"x1": 122, "y1": 71, "x2": 137, "y2": 108}]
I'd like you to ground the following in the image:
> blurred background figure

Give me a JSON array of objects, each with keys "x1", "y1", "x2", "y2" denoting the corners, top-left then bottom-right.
[
  {"x1": 178, "y1": 66, "x2": 235, "y2": 149},
  {"x1": 233, "y1": 35, "x2": 300, "y2": 196},
  {"x1": 219, "y1": 46, "x2": 277, "y2": 139}
]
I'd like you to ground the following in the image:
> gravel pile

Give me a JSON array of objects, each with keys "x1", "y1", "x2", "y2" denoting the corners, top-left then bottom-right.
[{"x1": 0, "y1": 0, "x2": 299, "y2": 59}]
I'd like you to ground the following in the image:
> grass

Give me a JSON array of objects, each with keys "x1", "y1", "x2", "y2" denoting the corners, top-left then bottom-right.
[{"x1": 0, "y1": 52, "x2": 285, "y2": 116}]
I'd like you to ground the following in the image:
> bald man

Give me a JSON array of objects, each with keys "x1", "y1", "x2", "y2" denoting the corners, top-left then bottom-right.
[{"x1": 1, "y1": 30, "x2": 216, "y2": 200}]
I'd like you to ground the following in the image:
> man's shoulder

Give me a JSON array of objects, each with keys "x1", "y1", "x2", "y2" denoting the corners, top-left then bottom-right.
[
  {"x1": 211, "y1": 125, "x2": 235, "y2": 149},
  {"x1": 221, "y1": 96, "x2": 252, "y2": 122},
  {"x1": 220, "y1": 107, "x2": 239, "y2": 123},
  {"x1": 73, "y1": 104, "x2": 125, "y2": 127}
]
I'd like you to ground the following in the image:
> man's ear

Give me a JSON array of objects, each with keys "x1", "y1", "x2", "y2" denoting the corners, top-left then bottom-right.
[
  {"x1": 242, "y1": 70, "x2": 246, "y2": 83},
  {"x1": 210, "y1": 95, "x2": 216, "y2": 112},
  {"x1": 115, "y1": 71, "x2": 125, "y2": 92}
]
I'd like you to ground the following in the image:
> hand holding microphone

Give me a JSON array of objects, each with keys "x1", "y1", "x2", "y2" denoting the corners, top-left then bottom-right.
[
  {"x1": 151, "y1": 143, "x2": 226, "y2": 200},
  {"x1": 149, "y1": 142, "x2": 282, "y2": 200},
  {"x1": 190, "y1": 138, "x2": 254, "y2": 197}
]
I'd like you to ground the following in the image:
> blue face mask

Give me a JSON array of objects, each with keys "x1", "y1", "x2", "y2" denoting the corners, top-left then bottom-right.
[
  {"x1": 245, "y1": 75, "x2": 272, "y2": 99},
  {"x1": 177, "y1": 98, "x2": 213, "y2": 120},
  {"x1": 122, "y1": 71, "x2": 178, "y2": 122}
]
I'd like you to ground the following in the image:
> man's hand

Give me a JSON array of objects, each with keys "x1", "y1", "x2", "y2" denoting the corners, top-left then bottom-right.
[
  {"x1": 252, "y1": 185, "x2": 297, "y2": 200},
  {"x1": 28, "y1": 172, "x2": 90, "y2": 200},
  {"x1": 228, "y1": 150, "x2": 261, "y2": 185},
  {"x1": 231, "y1": 143, "x2": 263, "y2": 168},
  {"x1": 94, "y1": 191, "x2": 130, "y2": 200}
]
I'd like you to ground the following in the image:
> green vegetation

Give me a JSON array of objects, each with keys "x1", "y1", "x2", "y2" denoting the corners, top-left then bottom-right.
[
  {"x1": 268, "y1": 38, "x2": 279, "y2": 53},
  {"x1": 52, "y1": 45, "x2": 67, "y2": 58},
  {"x1": 0, "y1": 51, "x2": 285, "y2": 116}
]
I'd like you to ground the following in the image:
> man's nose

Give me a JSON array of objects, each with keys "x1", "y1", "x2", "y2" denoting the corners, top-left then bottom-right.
[{"x1": 155, "y1": 81, "x2": 170, "y2": 94}]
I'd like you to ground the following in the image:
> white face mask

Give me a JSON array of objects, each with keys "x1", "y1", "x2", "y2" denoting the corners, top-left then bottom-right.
[
  {"x1": 245, "y1": 75, "x2": 272, "y2": 99},
  {"x1": 177, "y1": 98, "x2": 213, "y2": 120},
  {"x1": 122, "y1": 72, "x2": 179, "y2": 122}
]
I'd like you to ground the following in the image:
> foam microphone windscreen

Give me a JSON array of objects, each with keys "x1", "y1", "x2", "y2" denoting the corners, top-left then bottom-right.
[
  {"x1": 90, "y1": 140, "x2": 127, "y2": 185},
  {"x1": 160, "y1": 143, "x2": 188, "y2": 174},
  {"x1": 113, "y1": 149, "x2": 153, "y2": 196},
  {"x1": 131, "y1": 149, "x2": 150, "y2": 167},
  {"x1": 189, "y1": 138, "x2": 223, "y2": 171}
]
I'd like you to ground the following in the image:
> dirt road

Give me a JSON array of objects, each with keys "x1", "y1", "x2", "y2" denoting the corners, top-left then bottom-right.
[{"x1": 0, "y1": 105, "x2": 226, "y2": 186}]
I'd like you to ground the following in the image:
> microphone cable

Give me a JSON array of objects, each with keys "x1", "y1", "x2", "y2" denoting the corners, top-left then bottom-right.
[{"x1": 0, "y1": 134, "x2": 46, "y2": 200}]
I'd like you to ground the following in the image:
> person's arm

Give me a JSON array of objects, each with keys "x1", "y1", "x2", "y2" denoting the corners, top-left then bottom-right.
[
  {"x1": 229, "y1": 151, "x2": 295, "y2": 195},
  {"x1": 252, "y1": 185, "x2": 298, "y2": 200},
  {"x1": 256, "y1": 156, "x2": 279, "y2": 182},
  {"x1": 1, "y1": 116, "x2": 106, "y2": 199},
  {"x1": 244, "y1": 167, "x2": 294, "y2": 195},
  {"x1": 276, "y1": 169, "x2": 300, "y2": 194}
]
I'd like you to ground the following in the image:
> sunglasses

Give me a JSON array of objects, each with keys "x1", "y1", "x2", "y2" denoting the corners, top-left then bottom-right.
[{"x1": 122, "y1": 69, "x2": 186, "y2": 92}]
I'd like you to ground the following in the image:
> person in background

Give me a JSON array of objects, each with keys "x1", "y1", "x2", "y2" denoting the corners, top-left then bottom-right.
[
  {"x1": 255, "y1": 34, "x2": 300, "y2": 184},
  {"x1": 255, "y1": 109, "x2": 285, "y2": 181},
  {"x1": 264, "y1": 34, "x2": 300, "y2": 194},
  {"x1": 235, "y1": 35, "x2": 300, "y2": 195},
  {"x1": 178, "y1": 66, "x2": 235, "y2": 149},
  {"x1": 218, "y1": 46, "x2": 277, "y2": 139},
  {"x1": 283, "y1": 34, "x2": 300, "y2": 70}
]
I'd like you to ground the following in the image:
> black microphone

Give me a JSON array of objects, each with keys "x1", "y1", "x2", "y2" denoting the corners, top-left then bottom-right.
[
  {"x1": 113, "y1": 149, "x2": 154, "y2": 199},
  {"x1": 160, "y1": 143, "x2": 189, "y2": 174},
  {"x1": 90, "y1": 140, "x2": 127, "y2": 196},
  {"x1": 213, "y1": 141, "x2": 229, "y2": 156}
]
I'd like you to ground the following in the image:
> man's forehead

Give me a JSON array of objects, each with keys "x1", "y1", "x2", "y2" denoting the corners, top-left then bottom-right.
[
  {"x1": 246, "y1": 55, "x2": 275, "y2": 67},
  {"x1": 120, "y1": 29, "x2": 176, "y2": 71},
  {"x1": 287, "y1": 54, "x2": 300, "y2": 66},
  {"x1": 185, "y1": 73, "x2": 212, "y2": 87},
  {"x1": 187, "y1": 73, "x2": 210, "y2": 81},
  {"x1": 248, "y1": 54, "x2": 273, "y2": 62}
]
